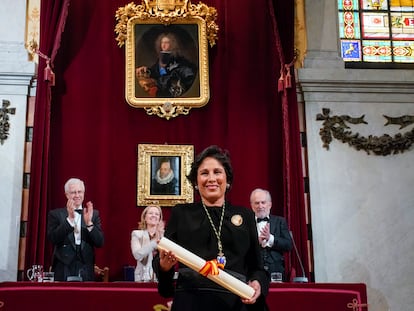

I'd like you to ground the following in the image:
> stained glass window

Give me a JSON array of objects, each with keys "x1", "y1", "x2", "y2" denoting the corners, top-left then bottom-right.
[{"x1": 338, "y1": 0, "x2": 414, "y2": 63}]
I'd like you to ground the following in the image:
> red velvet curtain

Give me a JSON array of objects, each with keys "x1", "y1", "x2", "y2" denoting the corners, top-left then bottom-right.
[
  {"x1": 268, "y1": 0, "x2": 309, "y2": 280},
  {"x1": 26, "y1": 0, "x2": 309, "y2": 281},
  {"x1": 26, "y1": 0, "x2": 70, "y2": 270}
]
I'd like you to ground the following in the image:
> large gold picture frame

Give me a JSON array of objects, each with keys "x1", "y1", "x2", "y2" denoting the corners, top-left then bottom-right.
[
  {"x1": 137, "y1": 144, "x2": 194, "y2": 206},
  {"x1": 115, "y1": 1, "x2": 219, "y2": 120}
]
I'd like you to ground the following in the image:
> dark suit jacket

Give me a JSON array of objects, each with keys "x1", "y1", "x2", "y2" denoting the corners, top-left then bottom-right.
[
  {"x1": 259, "y1": 215, "x2": 292, "y2": 277},
  {"x1": 47, "y1": 207, "x2": 104, "y2": 281}
]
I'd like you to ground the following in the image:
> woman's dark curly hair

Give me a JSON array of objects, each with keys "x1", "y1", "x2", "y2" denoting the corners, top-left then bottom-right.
[{"x1": 187, "y1": 145, "x2": 233, "y2": 189}]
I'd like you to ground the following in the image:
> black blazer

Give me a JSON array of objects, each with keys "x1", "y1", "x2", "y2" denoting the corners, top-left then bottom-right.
[
  {"x1": 259, "y1": 215, "x2": 292, "y2": 276},
  {"x1": 154, "y1": 202, "x2": 269, "y2": 305},
  {"x1": 47, "y1": 207, "x2": 104, "y2": 281}
]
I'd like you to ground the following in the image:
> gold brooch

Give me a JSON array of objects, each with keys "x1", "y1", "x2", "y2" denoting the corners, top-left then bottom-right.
[{"x1": 231, "y1": 214, "x2": 243, "y2": 226}]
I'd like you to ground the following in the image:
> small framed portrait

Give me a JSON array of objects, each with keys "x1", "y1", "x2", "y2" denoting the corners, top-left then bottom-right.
[{"x1": 137, "y1": 144, "x2": 194, "y2": 206}]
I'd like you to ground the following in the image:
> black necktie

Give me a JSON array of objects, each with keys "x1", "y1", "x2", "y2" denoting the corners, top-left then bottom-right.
[
  {"x1": 75, "y1": 209, "x2": 83, "y2": 215},
  {"x1": 257, "y1": 217, "x2": 269, "y2": 223}
]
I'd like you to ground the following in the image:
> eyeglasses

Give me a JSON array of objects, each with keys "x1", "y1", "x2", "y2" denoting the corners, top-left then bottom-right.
[{"x1": 68, "y1": 190, "x2": 84, "y2": 195}]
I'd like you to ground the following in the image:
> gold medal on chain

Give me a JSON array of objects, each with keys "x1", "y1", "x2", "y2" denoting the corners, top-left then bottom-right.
[{"x1": 202, "y1": 201, "x2": 226, "y2": 268}]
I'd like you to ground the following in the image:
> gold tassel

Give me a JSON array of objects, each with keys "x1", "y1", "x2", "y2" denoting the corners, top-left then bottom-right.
[
  {"x1": 278, "y1": 69, "x2": 285, "y2": 92},
  {"x1": 284, "y1": 65, "x2": 292, "y2": 89},
  {"x1": 44, "y1": 60, "x2": 55, "y2": 86}
]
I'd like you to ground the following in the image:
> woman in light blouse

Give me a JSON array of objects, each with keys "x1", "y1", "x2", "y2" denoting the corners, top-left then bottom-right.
[{"x1": 131, "y1": 205, "x2": 164, "y2": 282}]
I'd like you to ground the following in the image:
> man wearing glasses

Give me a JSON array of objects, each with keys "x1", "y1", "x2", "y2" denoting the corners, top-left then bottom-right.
[{"x1": 47, "y1": 178, "x2": 104, "y2": 281}]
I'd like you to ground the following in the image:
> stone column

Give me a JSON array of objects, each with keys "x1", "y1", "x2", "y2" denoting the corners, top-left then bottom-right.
[{"x1": 0, "y1": 0, "x2": 36, "y2": 281}]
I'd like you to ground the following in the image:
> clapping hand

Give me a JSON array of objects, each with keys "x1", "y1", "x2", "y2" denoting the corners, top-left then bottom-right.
[
  {"x1": 155, "y1": 221, "x2": 165, "y2": 241},
  {"x1": 83, "y1": 201, "x2": 93, "y2": 225},
  {"x1": 66, "y1": 199, "x2": 76, "y2": 220},
  {"x1": 259, "y1": 223, "x2": 270, "y2": 244}
]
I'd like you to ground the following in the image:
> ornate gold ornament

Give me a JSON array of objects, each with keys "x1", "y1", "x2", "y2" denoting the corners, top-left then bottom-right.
[
  {"x1": 115, "y1": 1, "x2": 218, "y2": 48},
  {"x1": 317, "y1": 108, "x2": 414, "y2": 156},
  {"x1": 346, "y1": 298, "x2": 369, "y2": 311},
  {"x1": 294, "y1": 0, "x2": 307, "y2": 68},
  {"x1": 115, "y1": 1, "x2": 218, "y2": 119},
  {"x1": 25, "y1": 0, "x2": 41, "y2": 62}
]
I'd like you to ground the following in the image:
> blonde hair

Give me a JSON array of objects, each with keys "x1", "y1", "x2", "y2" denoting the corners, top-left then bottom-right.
[{"x1": 138, "y1": 205, "x2": 163, "y2": 229}]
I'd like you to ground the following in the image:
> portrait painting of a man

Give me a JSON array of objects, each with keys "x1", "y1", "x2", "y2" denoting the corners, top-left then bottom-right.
[
  {"x1": 134, "y1": 24, "x2": 200, "y2": 98},
  {"x1": 150, "y1": 156, "x2": 180, "y2": 195},
  {"x1": 122, "y1": 4, "x2": 214, "y2": 119},
  {"x1": 137, "y1": 144, "x2": 193, "y2": 206}
]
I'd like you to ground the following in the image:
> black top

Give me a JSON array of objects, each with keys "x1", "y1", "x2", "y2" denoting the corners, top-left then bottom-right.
[
  {"x1": 154, "y1": 202, "x2": 269, "y2": 311},
  {"x1": 260, "y1": 215, "x2": 292, "y2": 277}
]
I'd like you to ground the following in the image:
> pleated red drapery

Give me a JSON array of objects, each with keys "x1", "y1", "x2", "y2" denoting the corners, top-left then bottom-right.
[
  {"x1": 25, "y1": 0, "x2": 70, "y2": 272},
  {"x1": 267, "y1": 0, "x2": 310, "y2": 280},
  {"x1": 26, "y1": 0, "x2": 309, "y2": 281}
]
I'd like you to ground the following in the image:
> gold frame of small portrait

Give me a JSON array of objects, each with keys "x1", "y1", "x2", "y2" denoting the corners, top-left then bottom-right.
[{"x1": 137, "y1": 144, "x2": 194, "y2": 207}]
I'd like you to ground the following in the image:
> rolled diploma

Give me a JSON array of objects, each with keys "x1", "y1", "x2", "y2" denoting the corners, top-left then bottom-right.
[{"x1": 157, "y1": 237, "x2": 255, "y2": 299}]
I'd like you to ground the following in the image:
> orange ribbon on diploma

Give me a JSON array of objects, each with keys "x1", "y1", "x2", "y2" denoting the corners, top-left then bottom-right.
[
  {"x1": 199, "y1": 259, "x2": 224, "y2": 276},
  {"x1": 157, "y1": 237, "x2": 254, "y2": 299}
]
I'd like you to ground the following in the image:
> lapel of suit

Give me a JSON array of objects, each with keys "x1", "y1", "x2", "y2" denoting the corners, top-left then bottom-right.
[
  {"x1": 269, "y1": 215, "x2": 277, "y2": 234},
  {"x1": 61, "y1": 208, "x2": 78, "y2": 249}
]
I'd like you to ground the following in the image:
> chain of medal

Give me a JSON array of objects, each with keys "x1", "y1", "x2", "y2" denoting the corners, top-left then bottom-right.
[{"x1": 202, "y1": 201, "x2": 227, "y2": 268}]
